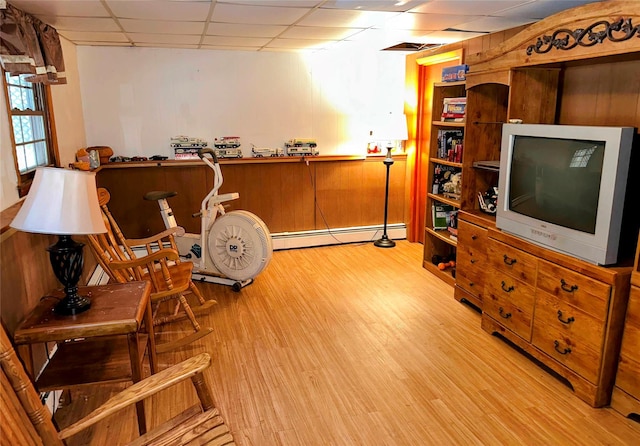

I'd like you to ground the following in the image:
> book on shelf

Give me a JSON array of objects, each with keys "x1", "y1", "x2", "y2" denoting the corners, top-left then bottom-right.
[
  {"x1": 436, "y1": 129, "x2": 463, "y2": 162},
  {"x1": 441, "y1": 97, "x2": 466, "y2": 122},
  {"x1": 432, "y1": 164, "x2": 460, "y2": 195},
  {"x1": 432, "y1": 203, "x2": 457, "y2": 230}
]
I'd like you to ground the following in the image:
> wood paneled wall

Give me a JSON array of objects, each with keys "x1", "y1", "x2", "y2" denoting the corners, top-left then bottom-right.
[{"x1": 96, "y1": 157, "x2": 407, "y2": 239}]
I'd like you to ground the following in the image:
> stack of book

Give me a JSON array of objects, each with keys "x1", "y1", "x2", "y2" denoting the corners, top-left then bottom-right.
[
  {"x1": 436, "y1": 130, "x2": 464, "y2": 162},
  {"x1": 441, "y1": 97, "x2": 466, "y2": 122}
]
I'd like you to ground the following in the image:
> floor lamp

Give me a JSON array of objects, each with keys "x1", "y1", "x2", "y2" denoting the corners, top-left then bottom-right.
[
  {"x1": 373, "y1": 114, "x2": 408, "y2": 248},
  {"x1": 10, "y1": 167, "x2": 107, "y2": 315}
]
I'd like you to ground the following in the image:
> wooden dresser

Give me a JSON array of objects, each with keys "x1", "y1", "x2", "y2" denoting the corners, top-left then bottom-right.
[
  {"x1": 482, "y1": 228, "x2": 632, "y2": 408},
  {"x1": 611, "y1": 234, "x2": 640, "y2": 419},
  {"x1": 454, "y1": 212, "x2": 491, "y2": 310}
]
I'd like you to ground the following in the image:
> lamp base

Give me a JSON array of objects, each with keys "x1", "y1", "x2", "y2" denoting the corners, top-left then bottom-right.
[
  {"x1": 374, "y1": 236, "x2": 396, "y2": 248},
  {"x1": 54, "y1": 294, "x2": 91, "y2": 315}
]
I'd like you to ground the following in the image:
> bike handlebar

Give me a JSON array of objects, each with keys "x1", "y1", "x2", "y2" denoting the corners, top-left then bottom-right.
[{"x1": 198, "y1": 148, "x2": 219, "y2": 163}]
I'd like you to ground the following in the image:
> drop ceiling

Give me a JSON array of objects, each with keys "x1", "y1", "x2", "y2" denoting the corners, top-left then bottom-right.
[{"x1": 5, "y1": 0, "x2": 601, "y2": 52}]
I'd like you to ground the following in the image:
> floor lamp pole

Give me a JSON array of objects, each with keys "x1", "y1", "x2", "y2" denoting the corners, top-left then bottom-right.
[{"x1": 375, "y1": 146, "x2": 395, "y2": 248}]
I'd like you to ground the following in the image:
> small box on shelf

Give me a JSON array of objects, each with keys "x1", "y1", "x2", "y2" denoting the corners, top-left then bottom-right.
[
  {"x1": 432, "y1": 203, "x2": 457, "y2": 230},
  {"x1": 441, "y1": 97, "x2": 466, "y2": 122},
  {"x1": 441, "y1": 64, "x2": 469, "y2": 82}
]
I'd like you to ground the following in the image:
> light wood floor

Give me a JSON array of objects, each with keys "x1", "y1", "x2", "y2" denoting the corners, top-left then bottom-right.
[{"x1": 55, "y1": 241, "x2": 640, "y2": 445}]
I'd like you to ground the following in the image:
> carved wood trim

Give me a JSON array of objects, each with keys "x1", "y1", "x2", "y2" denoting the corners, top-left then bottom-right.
[{"x1": 467, "y1": 1, "x2": 640, "y2": 73}]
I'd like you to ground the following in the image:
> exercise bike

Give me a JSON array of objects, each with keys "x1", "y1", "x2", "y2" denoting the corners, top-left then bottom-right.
[{"x1": 144, "y1": 148, "x2": 273, "y2": 291}]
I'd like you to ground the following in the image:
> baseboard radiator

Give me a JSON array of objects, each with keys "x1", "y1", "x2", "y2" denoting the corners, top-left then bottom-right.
[{"x1": 271, "y1": 223, "x2": 406, "y2": 250}]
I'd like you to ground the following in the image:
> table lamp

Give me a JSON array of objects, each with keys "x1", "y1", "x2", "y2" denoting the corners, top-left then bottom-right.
[
  {"x1": 11, "y1": 167, "x2": 107, "y2": 315},
  {"x1": 372, "y1": 113, "x2": 408, "y2": 248}
]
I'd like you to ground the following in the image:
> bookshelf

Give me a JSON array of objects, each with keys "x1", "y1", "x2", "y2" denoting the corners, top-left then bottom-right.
[{"x1": 423, "y1": 80, "x2": 466, "y2": 285}]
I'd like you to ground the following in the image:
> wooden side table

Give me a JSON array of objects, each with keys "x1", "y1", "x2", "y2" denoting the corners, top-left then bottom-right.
[{"x1": 13, "y1": 281, "x2": 157, "y2": 434}]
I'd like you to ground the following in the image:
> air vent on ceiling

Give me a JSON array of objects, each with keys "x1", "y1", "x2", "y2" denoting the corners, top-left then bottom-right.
[{"x1": 382, "y1": 42, "x2": 440, "y2": 51}]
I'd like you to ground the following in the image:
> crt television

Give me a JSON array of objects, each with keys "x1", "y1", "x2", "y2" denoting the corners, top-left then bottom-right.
[{"x1": 497, "y1": 123, "x2": 636, "y2": 265}]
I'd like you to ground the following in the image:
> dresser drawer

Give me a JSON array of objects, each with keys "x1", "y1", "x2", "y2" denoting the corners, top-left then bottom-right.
[
  {"x1": 484, "y1": 270, "x2": 535, "y2": 340},
  {"x1": 456, "y1": 268, "x2": 484, "y2": 299},
  {"x1": 531, "y1": 321, "x2": 601, "y2": 384},
  {"x1": 537, "y1": 259, "x2": 610, "y2": 321},
  {"x1": 615, "y1": 286, "x2": 640, "y2": 399},
  {"x1": 533, "y1": 291, "x2": 604, "y2": 351},
  {"x1": 458, "y1": 220, "x2": 488, "y2": 258},
  {"x1": 487, "y1": 239, "x2": 538, "y2": 286}
]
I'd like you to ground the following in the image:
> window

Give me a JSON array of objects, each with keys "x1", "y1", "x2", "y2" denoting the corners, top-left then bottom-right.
[
  {"x1": 3, "y1": 71, "x2": 58, "y2": 196},
  {"x1": 569, "y1": 145, "x2": 597, "y2": 168}
]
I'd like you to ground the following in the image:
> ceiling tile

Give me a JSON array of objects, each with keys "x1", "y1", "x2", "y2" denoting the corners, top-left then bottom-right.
[
  {"x1": 211, "y1": 3, "x2": 310, "y2": 25},
  {"x1": 8, "y1": 0, "x2": 111, "y2": 17},
  {"x1": 201, "y1": 35, "x2": 273, "y2": 46},
  {"x1": 206, "y1": 23, "x2": 287, "y2": 37},
  {"x1": 218, "y1": 0, "x2": 321, "y2": 6},
  {"x1": 421, "y1": 29, "x2": 489, "y2": 44},
  {"x1": 58, "y1": 31, "x2": 130, "y2": 43},
  {"x1": 497, "y1": 0, "x2": 601, "y2": 19},
  {"x1": 72, "y1": 41, "x2": 132, "y2": 47},
  {"x1": 280, "y1": 26, "x2": 362, "y2": 40},
  {"x1": 127, "y1": 33, "x2": 202, "y2": 45},
  {"x1": 135, "y1": 43, "x2": 200, "y2": 49},
  {"x1": 410, "y1": 1, "x2": 532, "y2": 16},
  {"x1": 321, "y1": 0, "x2": 428, "y2": 13},
  {"x1": 200, "y1": 44, "x2": 263, "y2": 51},
  {"x1": 454, "y1": 16, "x2": 535, "y2": 33},
  {"x1": 382, "y1": 12, "x2": 483, "y2": 31},
  {"x1": 107, "y1": 0, "x2": 212, "y2": 21},
  {"x1": 298, "y1": 8, "x2": 395, "y2": 28},
  {"x1": 120, "y1": 19, "x2": 206, "y2": 34},
  {"x1": 36, "y1": 16, "x2": 121, "y2": 32},
  {"x1": 266, "y1": 37, "x2": 336, "y2": 50}
]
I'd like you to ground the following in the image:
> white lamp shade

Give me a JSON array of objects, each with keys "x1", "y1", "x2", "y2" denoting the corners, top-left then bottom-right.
[
  {"x1": 371, "y1": 113, "x2": 408, "y2": 142},
  {"x1": 11, "y1": 167, "x2": 107, "y2": 235}
]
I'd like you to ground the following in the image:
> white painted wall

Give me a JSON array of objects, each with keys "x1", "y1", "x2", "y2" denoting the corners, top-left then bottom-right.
[
  {"x1": 76, "y1": 46, "x2": 407, "y2": 158},
  {"x1": 1, "y1": 37, "x2": 86, "y2": 211}
]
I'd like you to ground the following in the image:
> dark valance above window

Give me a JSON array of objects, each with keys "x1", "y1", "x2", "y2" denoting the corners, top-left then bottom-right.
[{"x1": 0, "y1": 2, "x2": 66, "y2": 85}]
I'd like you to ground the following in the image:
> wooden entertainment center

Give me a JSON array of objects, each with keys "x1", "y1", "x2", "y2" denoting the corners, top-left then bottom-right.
[{"x1": 426, "y1": 1, "x2": 640, "y2": 409}]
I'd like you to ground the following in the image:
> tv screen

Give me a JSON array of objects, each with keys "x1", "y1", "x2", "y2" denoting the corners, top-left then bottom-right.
[
  {"x1": 508, "y1": 136, "x2": 605, "y2": 234},
  {"x1": 497, "y1": 123, "x2": 636, "y2": 265}
]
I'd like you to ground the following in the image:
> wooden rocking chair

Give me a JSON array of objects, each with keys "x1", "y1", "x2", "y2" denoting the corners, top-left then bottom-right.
[
  {"x1": 0, "y1": 324, "x2": 235, "y2": 445},
  {"x1": 87, "y1": 188, "x2": 216, "y2": 354}
]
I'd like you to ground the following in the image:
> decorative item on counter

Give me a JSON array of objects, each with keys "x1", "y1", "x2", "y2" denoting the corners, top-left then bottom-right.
[
  {"x1": 88, "y1": 150, "x2": 100, "y2": 169},
  {"x1": 284, "y1": 138, "x2": 319, "y2": 156},
  {"x1": 171, "y1": 136, "x2": 208, "y2": 160},
  {"x1": 72, "y1": 148, "x2": 91, "y2": 170},
  {"x1": 87, "y1": 146, "x2": 113, "y2": 164},
  {"x1": 251, "y1": 144, "x2": 284, "y2": 157},
  {"x1": 214, "y1": 137, "x2": 243, "y2": 158}
]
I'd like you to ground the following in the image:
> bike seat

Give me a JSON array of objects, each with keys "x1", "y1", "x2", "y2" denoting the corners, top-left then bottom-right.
[{"x1": 144, "y1": 190, "x2": 178, "y2": 201}]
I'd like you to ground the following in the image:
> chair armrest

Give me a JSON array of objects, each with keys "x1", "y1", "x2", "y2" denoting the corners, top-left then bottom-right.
[
  {"x1": 58, "y1": 353, "x2": 212, "y2": 440},
  {"x1": 109, "y1": 248, "x2": 180, "y2": 270},
  {"x1": 124, "y1": 227, "x2": 186, "y2": 247}
]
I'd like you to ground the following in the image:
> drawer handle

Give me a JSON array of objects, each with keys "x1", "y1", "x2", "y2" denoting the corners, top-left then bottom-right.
[
  {"x1": 470, "y1": 259, "x2": 476, "y2": 264},
  {"x1": 553, "y1": 340, "x2": 572, "y2": 355},
  {"x1": 560, "y1": 279, "x2": 578, "y2": 293},
  {"x1": 468, "y1": 282, "x2": 474, "y2": 287},
  {"x1": 471, "y1": 234, "x2": 477, "y2": 240},
  {"x1": 503, "y1": 255, "x2": 517, "y2": 266},
  {"x1": 499, "y1": 307, "x2": 512, "y2": 319},
  {"x1": 557, "y1": 310, "x2": 575, "y2": 325},
  {"x1": 501, "y1": 281, "x2": 514, "y2": 293}
]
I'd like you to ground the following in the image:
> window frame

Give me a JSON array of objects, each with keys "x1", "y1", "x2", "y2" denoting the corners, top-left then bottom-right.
[{"x1": 2, "y1": 70, "x2": 59, "y2": 197}]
